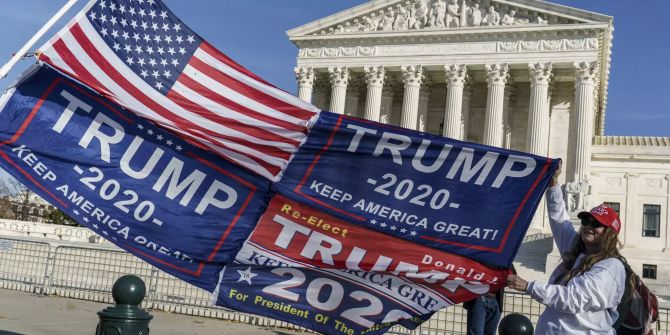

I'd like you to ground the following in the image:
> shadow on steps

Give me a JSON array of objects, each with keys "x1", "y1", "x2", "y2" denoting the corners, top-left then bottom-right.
[{"x1": 513, "y1": 234, "x2": 553, "y2": 273}]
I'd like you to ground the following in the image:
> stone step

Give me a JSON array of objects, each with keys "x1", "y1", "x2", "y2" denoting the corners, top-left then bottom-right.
[
  {"x1": 512, "y1": 232, "x2": 554, "y2": 282},
  {"x1": 513, "y1": 262, "x2": 550, "y2": 283}
]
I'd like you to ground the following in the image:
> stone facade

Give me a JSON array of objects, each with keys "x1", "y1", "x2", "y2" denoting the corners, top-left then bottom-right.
[{"x1": 289, "y1": 0, "x2": 670, "y2": 285}]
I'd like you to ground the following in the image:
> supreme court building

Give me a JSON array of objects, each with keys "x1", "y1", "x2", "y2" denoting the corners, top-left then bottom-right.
[{"x1": 287, "y1": 0, "x2": 670, "y2": 285}]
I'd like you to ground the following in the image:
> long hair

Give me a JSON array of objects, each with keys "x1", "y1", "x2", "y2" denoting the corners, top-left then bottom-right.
[{"x1": 557, "y1": 226, "x2": 636, "y2": 297}]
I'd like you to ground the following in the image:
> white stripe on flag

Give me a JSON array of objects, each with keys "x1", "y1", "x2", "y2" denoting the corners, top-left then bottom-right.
[
  {"x1": 171, "y1": 80, "x2": 302, "y2": 147},
  {"x1": 180, "y1": 64, "x2": 309, "y2": 136},
  {"x1": 194, "y1": 48, "x2": 320, "y2": 115}
]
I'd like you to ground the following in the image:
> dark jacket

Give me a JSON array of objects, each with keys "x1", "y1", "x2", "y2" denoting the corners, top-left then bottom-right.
[
  {"x1": 462, "y1": 288, "x2": 504, "y2": 313},
  {"x1": 463, "y1": 265, "x2": 515, "y2": 312}
]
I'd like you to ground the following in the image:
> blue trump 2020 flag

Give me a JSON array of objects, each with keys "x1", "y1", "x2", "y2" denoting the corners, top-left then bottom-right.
[
  {"x1": 277, "y1": 112, "x2": 559, "y2": 268},
  {"x1": 0, "y1": 65, "x2": 271, "y2": 291}
]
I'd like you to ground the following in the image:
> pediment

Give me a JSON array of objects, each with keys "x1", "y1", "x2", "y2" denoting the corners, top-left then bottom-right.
[{"x1": 287, "y1": 0, "x2": 612, "y2": 38}]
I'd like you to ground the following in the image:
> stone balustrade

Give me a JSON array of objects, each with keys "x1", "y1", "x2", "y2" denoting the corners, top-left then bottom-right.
[{"x1": 0, "y1": 219, "x2": 104, "y2": 244}]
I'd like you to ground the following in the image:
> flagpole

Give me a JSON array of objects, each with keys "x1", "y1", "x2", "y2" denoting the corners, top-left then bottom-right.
[{"x1": 0, "y1": 0, "x2": 79, "y2": 79}]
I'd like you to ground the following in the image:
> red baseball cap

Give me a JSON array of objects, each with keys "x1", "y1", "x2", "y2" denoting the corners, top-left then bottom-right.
[{"x1": 578, "y1": 204, "x2": 621, "y2": 234}]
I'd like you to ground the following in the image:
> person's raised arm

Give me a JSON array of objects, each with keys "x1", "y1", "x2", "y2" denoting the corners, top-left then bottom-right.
[{"x1": 545, "y1": 161, "x2": 578, "y2": 255}]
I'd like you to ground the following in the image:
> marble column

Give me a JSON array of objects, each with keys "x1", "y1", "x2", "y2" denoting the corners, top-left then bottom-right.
[
  {"x1": 572, "y1": 61, "x2": 598, "y2": 182},
  {"x1": 502, "y1": 82, "x2": 516, "y2": 149},
  {"x1": 623, "y1": 173, "x2": 639, "y2": 248},
  {"x1": 461, "y1": 81, "x2": 472, "y2": 141},
  {"x1": 547, "y1": 83, "x2": 555, "y2": 111},
  {"x1": 526, "y1": 63, "x2": 553, "y2": 232},
  {"x1": 294, "y1": 67, "x2": 315, "y2": 103},
  {"x1": 328, "y1": 66, "x2": 349, "y2": 114},
  {"x1": 345, "y1": 76, "x2": 362, "y2": 117},
  {"x1": 363, "y1": 66, "x2": 386, "y2": 122},
  {"x1": 483, "y1": 63, "x2": 509, "y2": 147},
  {"x1": 380, "y1": 81, "x2": 395, "y2": 124},
  {"x1": 459, "y1": 0, "x2": 468, "y2": 27},
  {"x1": 400, "y1": 65, "x2": 424, "y2": 130},
  {"x1": 417, "y1": 78, "x2": 431, "y2": 132},
  {"x1": 443, "y1": 64, "x2": 468, "y2": 139},
  {"x1": 312, "y1": 74, "x2": 330, "y2": 111},
  {"x1": 526, "y1": 62, "x2": 553, "y2": 156},
  {"x1": 546, "y1": 82, "x2": 555, "y2": 149}
]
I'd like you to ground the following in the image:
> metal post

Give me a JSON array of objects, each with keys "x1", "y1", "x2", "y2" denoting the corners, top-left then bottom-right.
[
  {"x1": 0, "y1": 0, "x2": 80, "y2": 79},
  {"x1": 39, "y1": 244, "x2": 56, "y2": 295},
  {"x1": 144, "y1": 268, "x2": 159, "y2": 308},
  {"x1": 97, "y1": 275, "x2": 153, "y2": 335}
]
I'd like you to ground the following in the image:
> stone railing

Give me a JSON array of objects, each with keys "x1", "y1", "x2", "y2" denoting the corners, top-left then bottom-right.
[
  {"x1": 0, "y1": 219, "x2": 104, "y2": 244},
  {"x1": 593, "y1": 136, "x2": 670, "y2": 147}
]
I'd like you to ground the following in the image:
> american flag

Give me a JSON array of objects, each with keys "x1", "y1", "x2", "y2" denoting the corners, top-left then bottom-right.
[{"x1": 38, "y1": 0, "x2": 319, "y2": 181}]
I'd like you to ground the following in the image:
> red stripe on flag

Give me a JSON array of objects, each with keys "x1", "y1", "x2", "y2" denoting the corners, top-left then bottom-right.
[
  {"x1": 180, "y1": 127, "x2": 283, "y2": 177},
  {"x1": 189, "y1": 56, "x2": 314, "y2": 121},
  {"x1": 167, "y1": 89, "x2": 293, "y2": 161},
  {"x1": 41, "y1": 45, "x2": 134, "y2": 123},
  {"x1": 200, "y1": 41, "x2": 274, "y2": 88},
  {"x1": 173, "y1": 75, "x2": 303, "y2": 145},
  {"x1": 49, "y1": 40, "x2": 113, "y2": 102},
  {"x1": 176, "y1": 74, "x2": 307, "y2": 135}
]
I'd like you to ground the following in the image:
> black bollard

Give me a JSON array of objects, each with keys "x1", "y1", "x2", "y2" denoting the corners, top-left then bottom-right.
[
  {"x1": 96, "y1": 275, "x2": 153, "y2": 335},
  {"x1": 498, "y1": 313, "x2": 534, "y2": 335}
]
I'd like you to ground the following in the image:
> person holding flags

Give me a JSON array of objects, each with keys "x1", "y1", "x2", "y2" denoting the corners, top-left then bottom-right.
[{"x1": 506, "y1": 163, "x2": 633, "y2": 334}]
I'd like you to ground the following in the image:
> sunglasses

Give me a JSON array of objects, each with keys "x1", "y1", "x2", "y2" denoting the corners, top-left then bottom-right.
[{"x1": 581, "y1": 218, "x2": 604, "y2": 229}]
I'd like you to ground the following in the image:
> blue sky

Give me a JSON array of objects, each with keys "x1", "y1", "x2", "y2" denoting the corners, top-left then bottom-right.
[{"x1": 0, "y1": 0, "x2": 668, "y2": 136}]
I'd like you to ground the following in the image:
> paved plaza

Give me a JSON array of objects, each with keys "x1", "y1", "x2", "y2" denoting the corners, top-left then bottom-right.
[{"x1": 0, "y1": 289, "x2": 304, "y2": 335}]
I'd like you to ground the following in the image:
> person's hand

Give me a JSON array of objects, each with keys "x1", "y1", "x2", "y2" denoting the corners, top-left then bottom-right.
[
  {"x1": 549, "y1": 160, "x2": 562, "y2": 187},
  {"x1": 506, "y1": 274, "x2": 529, "y2": 292}
]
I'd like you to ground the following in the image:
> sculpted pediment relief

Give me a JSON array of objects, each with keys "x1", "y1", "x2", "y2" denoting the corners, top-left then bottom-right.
[{"x1": 293, "y1": 0, "x2": 607, "y2": 37}]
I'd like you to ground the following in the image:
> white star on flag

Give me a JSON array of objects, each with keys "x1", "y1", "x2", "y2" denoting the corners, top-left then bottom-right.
[{"x1": 237, "y1": 267, "x2": 258, "y2": 285}]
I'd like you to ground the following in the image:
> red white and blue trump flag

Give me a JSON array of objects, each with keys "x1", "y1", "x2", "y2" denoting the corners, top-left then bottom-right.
[
  {"x1": 37, "y1": 0, "x2": 319, "y2": 181},
  {"x1": 0, "y1": 0, "x2": 559, "y2": 334}
]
